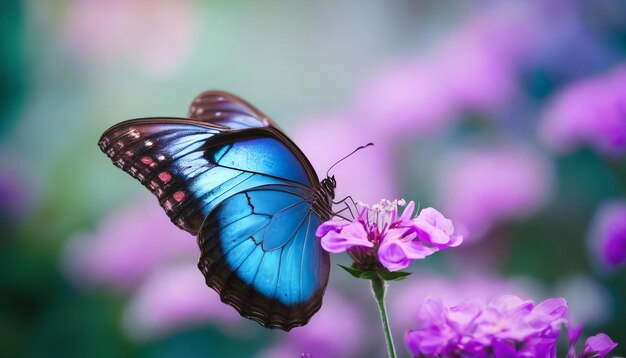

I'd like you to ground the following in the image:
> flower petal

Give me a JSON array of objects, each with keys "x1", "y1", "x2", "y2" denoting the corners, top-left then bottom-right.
[
  {"x1": 530, "y1": 297, "x2": 568, "y2": 329},
  {"x1": 320, "y1": 222, "x2": 372, "y2": 253},
  {"x1": 582, "y1": 333, "x2": 618, "y2": 358},
  {"x1": 401, "y1": 240, "x2": 438, "y2": 260},
  {"x1": 398, "y1": 201, "x2": 416, "y2": 223},
  {"x1": 418, "y1": 207, "x2": 455, "y2": 235},
  {"x1": 315, "y1": 220, "x2": 351, "y2": 237},
  {"x1": 377, "y1": 241, "x2": 411, "y2": 271},
  {"x1": 448, "y1": 233, "x2": 464, "y2": 247}
]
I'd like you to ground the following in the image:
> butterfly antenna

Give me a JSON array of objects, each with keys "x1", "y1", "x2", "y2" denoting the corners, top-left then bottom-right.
[{"x1": 326, "y1": 142, "x2": 374, "y2": 177}]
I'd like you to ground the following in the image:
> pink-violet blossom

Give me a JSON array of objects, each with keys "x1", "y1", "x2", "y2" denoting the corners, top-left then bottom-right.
[
  {"x1": 389, "y1": 273, "x2": 535, "y2": 334},
  {"x1": 577, "y1": 333, "x2": 618, "y2": 358},
  {"x1": 122, "y1": 262, "x2": 240, "y2": 340},
  {"x1": 540, "y1": 64, "x2": 626, "y2": 157},
  {"x1": 61, "y1": 199, "x2": 241, "y2": 340},
  {"x1": 351, "y1": 1, "x2": 546, "y2": 140},
  {"x1": 405, "y1": 295, "x2": 617, "y2": 358},
  {"x1": 434, "y1": 142, "x2": 554, "y2": 242},
  {"x1": 61, "y1": 199, "x2": 197, "y2": 291},
  {"x1": 567, "y1": 325, "x2": 619, "y2": 358},
  {"x1": 587, "y1": 200, "x2": 626, "y2": 269},
  {"x1": 0, "y1": 157, "x2": 37, "y2": 223},
  {"x1": 316, "y1": 199, "x2": 462, "y2": 272}
]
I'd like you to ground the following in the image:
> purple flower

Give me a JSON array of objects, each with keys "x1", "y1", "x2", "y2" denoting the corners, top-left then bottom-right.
[
  {"x1": 389, "y1": 273, "x2": 534, "y2": 333},
  {"x1": 317, "y1": 199, "x2": 462, "y2": 272},
  {"x1": 61, "y1": 199, "x2": 197, "y2": 291},
  {"x1": 434, "y1": 142, "x2": 554, "y2": 242},
  {"x1": 122, "y1": 262, "x2": 240, "y2": 340},
  {"x1": 351, "y1": 59, "x2": 456, "y2": 139},
  {"x1": 588, "y1": 200, "x2": 626, "y2": 269},
  {"x1": 579, "y1": 334, "x2": 618, "y2": 358},
  {"x1": 568, "y1": 326, "x2": 619, "y2": 358},
  {"x1": 0, "y1": 160, "x2": 36, "y2": 222},
  {"x1": 317, "y1": 219, "x2": 373, "y2": 254},
  {"x1": 62, "y1": 199, "x2": 242, "y2": 340},
  {"x1": 405, "y1": 295, "x2": 567, "y2": 357},
  {"x1": 540, "y1": 64, "x2": 626, "y2": 157},
  {"x1": 351, "y1": 2, "x2": 545, "y2": 139},
  {"x1": 405, "y1": 295, "x2": 618, "y2": 358}
]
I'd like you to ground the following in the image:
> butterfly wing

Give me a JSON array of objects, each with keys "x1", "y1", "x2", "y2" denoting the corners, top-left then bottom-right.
[
  {"x1": 198, "y1": 183, "x2": 329, "y2": 330},
  {"x1": 188, "y1": 90, "x2": 279, "y2": 129},
  {"x1": 99, "y1": 92, "x2": 331, "y2": 330},
  {"x1": 98, "y1": 119, "x2": 314, "y2": 235}
]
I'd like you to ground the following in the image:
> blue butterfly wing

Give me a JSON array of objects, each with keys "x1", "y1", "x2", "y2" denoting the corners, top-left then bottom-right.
[
  {"x1": 198, "y1": 184, "x2": 329, "y2": 330},
  {"x1": 98, "y1": 91, "x2": 331, "y2": 330},
  {"x1": 98, "y1": 124, "x2": 309, "y2": 235}
]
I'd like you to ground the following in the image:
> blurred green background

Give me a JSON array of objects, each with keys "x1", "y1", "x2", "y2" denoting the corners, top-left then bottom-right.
[{"x1": 1, "y1": 1, "x2": 625, "y2": 357}]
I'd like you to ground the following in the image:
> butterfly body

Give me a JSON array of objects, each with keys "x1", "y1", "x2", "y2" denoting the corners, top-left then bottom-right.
[{"x1": 99, "y1": 91, "x2": 333, "y2": 330}]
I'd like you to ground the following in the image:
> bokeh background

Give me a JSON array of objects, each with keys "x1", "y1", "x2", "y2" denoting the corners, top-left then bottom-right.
[{"x1": 1, "y1": 0, "x2": 625, "y2": 357}]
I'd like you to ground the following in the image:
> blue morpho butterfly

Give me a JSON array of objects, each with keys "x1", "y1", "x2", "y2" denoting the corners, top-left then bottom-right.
[{"x1": 98, "y1": 91, "x2": 364, "y2": 330}]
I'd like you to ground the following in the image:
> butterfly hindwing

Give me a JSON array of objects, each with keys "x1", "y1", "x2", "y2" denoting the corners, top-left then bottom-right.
[{"x1": 198, "y1": 184, "x2": 329, "y2": 330}]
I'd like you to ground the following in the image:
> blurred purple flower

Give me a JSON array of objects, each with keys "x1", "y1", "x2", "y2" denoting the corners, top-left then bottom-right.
[
  {"x1": 588, "y1": 200, "x2": 626, "y2": 269},
  {"x1": 351, "y1": 59, "x2": 456, "y2": 139},
  {"x1": 351, "y1": 2, "x2": 545, "y2": 139},
  {"x1": 317, "y1": 199, "x2": 462, "y2": 272},
  {"x1": 405, "y1": 295, "x2": 568, "y2": 357},
  {"x1": 434, "y1": 142, "x2": 554, "y2": 242},
  {"x1": 0, "y1": 168, "x2": 24, "y2": 220},
  {"x1": 578, "y1": 333, "x2": 618, "y2": 358},
  {"x1": 61, "y1": 199, "x2": 244, "y2": 340},
  {"x1": 61, "y1": 199, "x2": 197, "y2": 291},
  {"x1": 389, "y1": 273, "x2": 535, "y2": 333},
  {"x1": 61, "y1": 0, "x2": 199, "y2": 78},
  {"x1": 0, "y1": 159, "x2": 36, "y2": 222},
  {"x1": 292, "y1": 113, "x2": 398, "y2": 204},
  {"x1": 122, "y1": 262, "x2": 240, "y2": 340},
  {"x1": 568, "y1": 326, "x2": 619, "y2": 358},
  {"x1": 256, "y1": 290, "x2": 367, "y2": 358},
  {"x1": 540, "y1": 65, "x2": 626, "y2": 157}
]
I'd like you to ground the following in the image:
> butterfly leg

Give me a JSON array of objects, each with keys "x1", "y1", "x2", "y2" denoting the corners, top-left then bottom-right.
[
  {"x1": 333, "y1": 195, "x2": 359, "y2": 211},
  {"x1": 334, "y1": 202, "x2": 356, "y2": 221},
  {"x1": 333, "y1": 195, "x2": 359, "y2": 219}
]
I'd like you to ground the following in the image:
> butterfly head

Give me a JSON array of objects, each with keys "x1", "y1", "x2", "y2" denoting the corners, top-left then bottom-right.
[{"x1": 320, "y1": 175, "x2": 336, "y2": 200}]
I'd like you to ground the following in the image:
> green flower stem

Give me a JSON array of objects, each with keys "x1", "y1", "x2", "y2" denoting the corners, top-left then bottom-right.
[{"x1": 371, "y1": 274, "x2": 397, "y2": 358}]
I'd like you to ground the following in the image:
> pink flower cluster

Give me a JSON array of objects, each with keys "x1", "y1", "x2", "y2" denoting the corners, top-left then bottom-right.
[
  {"x1": 588, "y1": 200, "x2": 626, "y2": 269},
  {"x1": 434, "y1": 143, "x2": 554, "y2": 242},
  {"x1": 316, "y1": 200, "x2": 462, "y2": 272},
  {"x1": 404, "y1": 295, "x2": 617, "y2": 358},
  {"x1": 540, "y1": 64, "x2": 626, "y2": 157},
  {"x1": 61, "y1": 199, "x2": 240, "y2": 340}
]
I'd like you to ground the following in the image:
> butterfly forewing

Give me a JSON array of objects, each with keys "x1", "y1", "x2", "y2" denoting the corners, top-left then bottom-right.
[{"x1": 188, "y1": 90, "x2": 277, "y2": 129}]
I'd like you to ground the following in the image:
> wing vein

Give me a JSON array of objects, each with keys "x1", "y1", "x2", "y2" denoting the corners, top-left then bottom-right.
[{"x1": 300, "y1": 212, "x2": 313, "y2": 303}]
